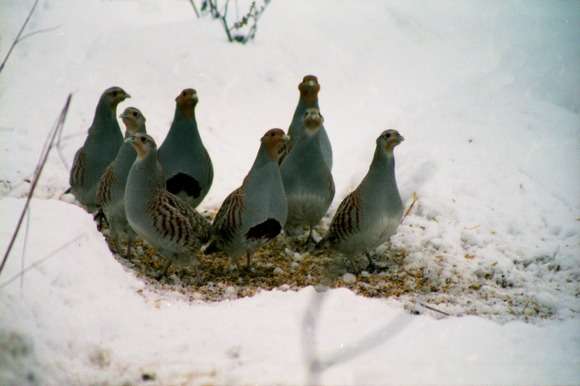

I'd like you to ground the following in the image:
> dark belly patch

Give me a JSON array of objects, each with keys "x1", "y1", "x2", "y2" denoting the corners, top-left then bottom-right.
[
  {"x1": 166, "y1": 172, "x2": 201, "y2": 198},
  {"x1": 245, "y1": 218, "x2": 281, "y2": 241}
]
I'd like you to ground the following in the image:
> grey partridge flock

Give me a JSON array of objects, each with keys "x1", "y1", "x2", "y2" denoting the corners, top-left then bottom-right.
[{"x1": 68, "y1": 77, "x2": 406, "y2": 277}]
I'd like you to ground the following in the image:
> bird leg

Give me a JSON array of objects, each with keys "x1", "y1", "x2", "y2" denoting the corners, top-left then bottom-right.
[
  {"x1": 365, "y1": 251, "x2": 378, "y2": 273},
  {"x1": 125, "y1": 235, "x2": 133, "y2": 259},
  {"x1": 303, "y1": 226, "x2": 316, "y2": 248},
  {"x1": 156, "y1": 259, "x2": 172, "y2": 281},
  {"x1": 246, "y1": 252, "x2": 252, "y2": 269},
  {"x1": 93, "y1": 209, "x2": 107, "y2": 231}
]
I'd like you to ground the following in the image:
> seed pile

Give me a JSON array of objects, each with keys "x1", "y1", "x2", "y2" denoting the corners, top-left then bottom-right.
[{"x1": 99, "y1": 217, "x2": 557, "y2": 322}]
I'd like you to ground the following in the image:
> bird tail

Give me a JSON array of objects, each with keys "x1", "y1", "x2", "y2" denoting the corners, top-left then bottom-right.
[{"x1": 202, "y1": 240, "x2": 220, "y2": 255}]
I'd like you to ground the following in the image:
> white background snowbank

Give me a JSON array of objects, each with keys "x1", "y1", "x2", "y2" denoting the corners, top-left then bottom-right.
[{"x1": 1, "y1": 0, "x2": 579, "y2": 384}]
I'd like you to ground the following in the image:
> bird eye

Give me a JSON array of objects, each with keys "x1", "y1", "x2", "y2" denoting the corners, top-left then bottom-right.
[
  {"x1": 182, "y1": 91, "x2": 187, "y2": 97},
  {"x1": 140, "y1": 137, "x2": 146, "y2": 143},
  {"x1": 385, "y1": 133, "x2": 391, "y2": 138},
  {"x1": 112, "y1": 91, "x2": 118, "y2": 97},
  {"x1": 132, "y1": 112, "x2": 138, "y2": 117}
]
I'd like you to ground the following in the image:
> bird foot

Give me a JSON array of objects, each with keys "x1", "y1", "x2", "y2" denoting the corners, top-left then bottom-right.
[{"x1": 365, "y1": 253, "x2": 389, "y2": 273}]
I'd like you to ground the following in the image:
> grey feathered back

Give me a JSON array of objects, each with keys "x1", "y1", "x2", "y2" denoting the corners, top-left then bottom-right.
[
  {"x1": 207, "y1": 129, "x2": 288, "y2": 262},
  {"x1": 323, "y1": 130, "x2": 404, "y2": 257},
  {"x1": 69, "y1": 86, "x2": 129, "y2": 212},
  {"x1": 96, "y1": 107, "x2": 147, "y2": 244}
]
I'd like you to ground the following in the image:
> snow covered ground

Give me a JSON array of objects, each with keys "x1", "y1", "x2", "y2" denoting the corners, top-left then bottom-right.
[{"x1": 1, "y1": 0, "x2": 579, "y2": 384}]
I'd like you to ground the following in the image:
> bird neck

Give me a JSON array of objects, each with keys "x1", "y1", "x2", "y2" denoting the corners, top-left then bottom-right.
[
  {"x1": 295, "y1": 129, "x2": 322, "y2": 155},
  {"x1": 169, "y1": 106, "x2": 202, "y2": 143},
  {"x1": 112, "y1": 142, "x2": 137, "y2": 175},
  {"x1": 91, "y1": 101, "x2": 120, "y2": 135},
  {"x1": 361, "y1": 146, "x2": 399, "y2": 199},
  {"x1": 123, "y1": 125, "x2": 146, "y2": 139},
  {"x1": 249, "y1": 144, "x2": 277, "y2": 175},
  {"x1": 131, "y1": 150, "x2": 165, "y2": 196},
  {"x1": 293, "y1": 97, "x2": 319, "y2": 122}
]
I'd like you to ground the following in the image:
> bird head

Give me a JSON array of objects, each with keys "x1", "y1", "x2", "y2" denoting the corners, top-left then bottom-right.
[
  {"x1": 175, "y1": 88, "x2": 198, "y2": 118},
  {"x1": 298, "y1": 75, "x2": 320, "y2": 104},
  {"x1": 120, "y1": 107, "x2": 146, "y2": 136},
  {"x1": 377, "y1": 129, "x2": 404, "y2": 153},
  {"x1": 103, "y1": 86, "x2": 130, "y2": 108},
  {"x1": 261, "y1": 128, "x2": 290, "y2": 161},
  {"x1": 126, "y1": 133, "x2": 157, "y2": 159},
  {"x1": 303, "y1": 107, "x2": 324, "y2": 134}
]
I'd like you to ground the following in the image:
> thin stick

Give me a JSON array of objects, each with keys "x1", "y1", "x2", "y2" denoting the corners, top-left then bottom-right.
[
  {"x1": 0, "y1": 0, "x2": 40, "y2": 74},
  {"x1": 188, "y1": 0, "x2": 200, "y2": 18},
  {"x1": 419, "y1": 302, "x2": 451, "y2": 317},
  {"x1": 20, "y1": 207, "x2": 31, "y2": 292},
  {"x1": 401, "y1": 191, "x2": 417, "y2": 222},
  {"x1": 18, "y1": 25, "x2": 61, "y2": 43},
  {"x1": 0, "y1": 94, "x2": 72, "y2": 276},
  {"x1": 0, "y1": 234, "x2": 86, "y2": 289}
]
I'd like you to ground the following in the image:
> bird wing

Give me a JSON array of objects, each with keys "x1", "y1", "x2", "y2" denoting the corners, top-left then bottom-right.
[
  {"x1": 212, "y1": 187, "x2": 245, "y2": 244},
  {"x1": 69, "y1": 147, "x2": 86, "y2": 188},
  {"x1": 148, "y1": 189, "x2": 210, "y2": 248},
  {"x1": 326, "y1": 189, "x2": 361, "y2": 243},
  {"x1": 96, "y1": 164, "x2": 115, "y2": 206}
]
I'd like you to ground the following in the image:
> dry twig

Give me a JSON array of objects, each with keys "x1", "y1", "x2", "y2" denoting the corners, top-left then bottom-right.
[{"x1": 0, "y1": 94, "x2": 72, "y2": 276}]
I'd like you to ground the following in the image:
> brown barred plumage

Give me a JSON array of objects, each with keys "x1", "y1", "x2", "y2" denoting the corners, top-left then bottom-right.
[
  {"x1": 96, "y1": 165, "x2": 115, "y2": 206},
  {"x1": 326, "y1": 189, "x2": 361, "y2": 243},
  {"x1": 70, "y1": 148, "x2": 86, "y2": 188},
  {"x1": 211, "y1": 187, "x2": 245, "y2": 244},
  {"x1": 147, "y1": 188, "x2": 211, "y2": 250}
]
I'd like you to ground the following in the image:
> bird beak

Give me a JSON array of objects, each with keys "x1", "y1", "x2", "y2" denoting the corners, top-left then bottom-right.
[
  {"x1": 283, "y1": 134, "x2": 290, "y2": 142},
  {"x1": 399, "y1": 134, "x2": 405, "y2": 142},
  {"x1": 124, "y1": 93, "x2": 131, "y2": 99},
  {"x1": 125, "y1": 136, "x2": 136, "y2": 144},
  {"x1": 120, "y1": 112, "x2": 129, "y2": 119}
]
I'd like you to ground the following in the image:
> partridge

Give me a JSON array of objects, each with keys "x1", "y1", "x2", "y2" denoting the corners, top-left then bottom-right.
[
  {"x1": 281, "y1": 107, "x2": 334, "y2": 243},
  {"x1": 96, "y1": 107, "x2": 147, "y2": 256},
  {"x1": 125, "y1": 133, "x2": 211, "y2": 270},
  {"x1": 205, "y1": 129, "x2": 289, "y2": 267},
  {"x1": 322, "y1": 130, "x2": 404, "y2": 262},
  {"x1": 158, "y1": 88, "x2": 213, "y2": 208},
  {"x1": 285, "y1": 75, "x2": 332, "y2": 170},
  {"x1": 69, "y1": 86, "x2": 130, "y2": 212}
]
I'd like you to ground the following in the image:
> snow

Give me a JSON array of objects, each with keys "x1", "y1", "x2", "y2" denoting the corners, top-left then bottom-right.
[{"x1": 1, "y1": 0, "x2": 579, "y2": 384}]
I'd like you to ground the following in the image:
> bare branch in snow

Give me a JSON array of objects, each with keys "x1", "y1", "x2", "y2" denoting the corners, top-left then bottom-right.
[
  {"x1": 19, "y1": 208, "x2": 31, "y2": 292},
  {"x1": 302, "y1": 286, "x2": 414, "y2": 385},
  {"x1": 0, "y1": 0, "x2": 40, "y2": 74},
  {"x1": 188, "y1": 0, "x2": 200, "y2": 18},
  {"x1": 18, "y1": 25, "x2": 62, "y2": 43},
  {"x1": 0, "y1": 234, "x2": 87, "y2": 289},
  {"x1": 195, "y1": 0, "x2": 272, "y2": 44},
  {"x1": 0, "y1": 94, "x2": 73, "y2": 277}
]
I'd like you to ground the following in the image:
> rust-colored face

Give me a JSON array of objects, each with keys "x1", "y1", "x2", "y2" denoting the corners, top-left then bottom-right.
[
  {"x1": 104, "y1": 86, "x2": 130, "y2": 107},
  {"x1": 127, "y1": 133, "x2": 156, "y2": 159},
  {"x1": 261, "y1": 128, "x2": 289, "y2": 161},
  {"x1": 120, "y1": 107, "x2": 146, "y2": 135},
  {"x1": 175, "y1": 88, "x2": 198, "y2": 106},
  {"x1": 175, "y1": 88, "x2": 198, "y2": 118},
  {"x1": 378, "y1": 129, "x2": 404, "y2": 152},
  {"x1": 298, "y1": 75, "x2": 320, "y2": 103},
  {"x1": 303, "y1": 107, "x2": 324, "y2": 133}
]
